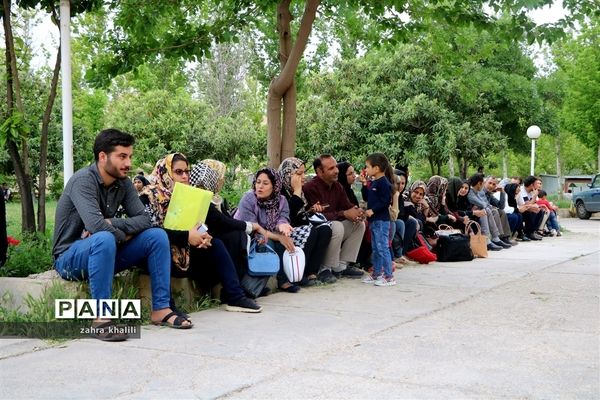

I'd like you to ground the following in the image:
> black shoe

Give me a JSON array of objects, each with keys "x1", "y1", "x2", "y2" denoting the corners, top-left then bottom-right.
[
  {"x1": 317, "y1": 269, "x2": 337, "y2": 284},
  {"x1": 493, "y1": 240, "x2": 511, "y2": 249},
  {"x1": 278, "y1": 283, "x2": 301, "y2": 293},
  {"x1": 299, "y1": 276, "x2": 317, "y2": 287},
  {"x1": 518, "y1": 234, "x2": 531, "y2": 242},
  {"x1": 339, "y1": 265, "x2": 364, "y2": 279},
  {"x1": 487, "y1": 242, "x2": 503, "y2": 251},
  {"x1": 500, "y1": 237, "x2": 514, "y2": 246},
  {"x1": 527, "y1": 233, "x2": 542, "y2": 241},
  {"x1": 226, "y1": 297, "x2": 263, "y2": 313},
  {"x1": 259, "y1": 287, "x2": 272, "y2": 297}
]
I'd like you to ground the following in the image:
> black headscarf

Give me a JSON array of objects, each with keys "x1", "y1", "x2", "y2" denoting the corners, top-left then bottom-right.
[
  {"x1": 336, "y1": 161, "x2": 359, "y2": 207},
  {"x1": 446, "y1": 177, "x2": 464, "y2": 212},
  {"x1": 134, "y1": 175, "x2": 150, "y2": 187},
  {"x1": 504, "y1": 183, "x2": 520, "y2": 211},
  {"x1": 394, "y1": 169, "x2": 407, "y2": 220},
  {"x1": 455, "y1": 179, "x2": 472, "y2": 212}
]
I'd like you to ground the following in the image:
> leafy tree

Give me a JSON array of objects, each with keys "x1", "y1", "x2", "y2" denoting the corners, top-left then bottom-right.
[
  {"x1": 82, "y1": 0, "x2": 593, "y2": 169},
  {"x1": 554, "y1": 16, "x2": 600, "y2": 171},
  {"x1": 1, "y1": 0, "x2": 100, "y2": 233},
  {"x1": 296, "y1": 44, "x2": 497, "y2": 175}
]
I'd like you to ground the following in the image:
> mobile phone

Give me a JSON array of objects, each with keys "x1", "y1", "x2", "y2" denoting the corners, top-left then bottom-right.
[{"x1": 197, "y1": 224, "x2": 208, "y2": 233}]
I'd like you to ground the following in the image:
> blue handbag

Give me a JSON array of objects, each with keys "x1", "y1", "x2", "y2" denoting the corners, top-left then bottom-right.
[{"x1": 247, "y1": 240, "x2": 280, "y2": 277}]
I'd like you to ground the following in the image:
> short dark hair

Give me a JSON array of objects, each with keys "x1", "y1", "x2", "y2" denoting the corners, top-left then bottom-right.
[
  {"x1": 93, "y1": 128, "x2": 135, "y2": 161},
  {"x1": 366, "y1": 153, "x2": 390, "y2": 172},
  {"x1": 313, "y1": 154, "x2": 333, "y2": 172},
  {"x1": 468, "y1": 173, "x2": 484, "y2": 187},
  {"x1": 367, "y1": 153, "x2": 394, "y2": 192},
  {"x1": 523, "y1": 175, "x2": 538, "y2": 188},
  {"x1": 538, "y1": 189, "x2": 547, "y2": 198}
]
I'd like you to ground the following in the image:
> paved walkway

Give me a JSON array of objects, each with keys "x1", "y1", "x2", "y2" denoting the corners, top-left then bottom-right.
[{"x1": 1, "y1": 218, "x2": 599, "y2": 399}]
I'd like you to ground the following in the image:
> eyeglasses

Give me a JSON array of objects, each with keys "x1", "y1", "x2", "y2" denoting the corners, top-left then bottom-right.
[{"x1": 173, "y1": 169, "x2": 191, "y2": 176}]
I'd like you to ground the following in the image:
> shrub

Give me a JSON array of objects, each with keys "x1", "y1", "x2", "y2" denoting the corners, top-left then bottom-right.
[{"x1": 0, "y1": 232, "x2": 54, "y2": 277}]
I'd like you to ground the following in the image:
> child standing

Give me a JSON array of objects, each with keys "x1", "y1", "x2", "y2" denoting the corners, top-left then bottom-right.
[{"x1": 362, "y1": 153, "x2": 395, "y2": 286}]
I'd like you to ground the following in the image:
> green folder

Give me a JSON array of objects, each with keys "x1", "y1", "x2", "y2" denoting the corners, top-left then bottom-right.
[{"x1": 164, "y1": 182, "x2": 213, "y2": 230}]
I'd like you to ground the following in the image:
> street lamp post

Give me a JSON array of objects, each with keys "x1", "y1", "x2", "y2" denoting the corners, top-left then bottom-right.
[{"x1": 526, "y1": 125, "x2": 541, "y2": 176}]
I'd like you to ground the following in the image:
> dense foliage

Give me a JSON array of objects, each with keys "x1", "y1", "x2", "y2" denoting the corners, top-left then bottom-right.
[{"x1": 1, "y1": 2, "x2": 599, "y2": 236}]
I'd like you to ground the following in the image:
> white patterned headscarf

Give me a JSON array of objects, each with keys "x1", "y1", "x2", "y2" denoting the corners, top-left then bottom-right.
[{"x1": 190, "y1": 162, "x2": 219, "y2": 193}]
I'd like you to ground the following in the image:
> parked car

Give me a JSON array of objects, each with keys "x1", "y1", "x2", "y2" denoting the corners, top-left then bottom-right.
[{"x1": 572, "y1": 173, "x2": 600, "y2": 219}]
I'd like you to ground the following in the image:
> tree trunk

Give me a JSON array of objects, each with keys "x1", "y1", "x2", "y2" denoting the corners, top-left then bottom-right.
[
  {"x1": 2, "y1": 0, "x2": 36, "y2": 233},
  {"x1": 428, "y1": 157, "x2": 435, "y2": 177},
  {"x1": 266, "y1": 0, "x2": 319, "y2": 167},
  {"x1": 448, "y1": 156, "x2": 455, "y2": 177},
  {"x1": 502, "y1": 153, "x2": 508, "y2": 179},
  {"x1": 460, "y1": 158, "x2": 468, "y2": 179},
  {"x1": 38, "y1": 45, "x2": 61, "y2": 233}
]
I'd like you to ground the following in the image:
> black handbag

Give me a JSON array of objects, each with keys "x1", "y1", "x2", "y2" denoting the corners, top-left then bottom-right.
[{"x1": 434, "y1": 233, "x2": 474, "y2": 262}]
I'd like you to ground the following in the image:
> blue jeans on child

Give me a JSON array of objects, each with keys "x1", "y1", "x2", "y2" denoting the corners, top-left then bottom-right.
[
  {"x1": 546, "y1": 211, "x2": 560, "y2": 231},
  {"x1": 54, "y1": 228, "x2": 171, "y2": 311},
  {"x1": 370, "y1": 220, "x2": 393, "y2": 277}
]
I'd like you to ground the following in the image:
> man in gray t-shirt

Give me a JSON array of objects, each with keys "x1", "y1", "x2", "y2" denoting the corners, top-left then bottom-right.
[{"x1": 53, "y1": 129, "x2": 192, "y2": 340}]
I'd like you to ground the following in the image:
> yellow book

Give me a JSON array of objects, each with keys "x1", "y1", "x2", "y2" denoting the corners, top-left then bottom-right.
[{"x1": 163, "y1": 182, "x2": 213, "y2": 230}]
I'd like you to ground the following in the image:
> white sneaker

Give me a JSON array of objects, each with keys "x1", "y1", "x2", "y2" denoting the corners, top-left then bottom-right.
[
  {"x1": 374, "y1": 275, "x2": 397, "y2": 286},
  {"x1": 550, "y1": 229, "x2": 557, "y2": 237},
  {"x1": 362, "y1": 274, "x2": 381, "y2": 284}
]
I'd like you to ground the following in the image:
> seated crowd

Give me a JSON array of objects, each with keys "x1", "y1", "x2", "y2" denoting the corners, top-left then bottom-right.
[{"x1": 52, "y1": 129, "x2": 561, "y2": 341}]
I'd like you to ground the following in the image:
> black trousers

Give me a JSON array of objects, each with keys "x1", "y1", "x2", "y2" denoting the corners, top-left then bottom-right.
[
  {"x1": 276, "y1": 224, "x2": 332, "y2": 286},
  {"x1": 522, "y1": 211, "x2": 544, "y2": 235}
]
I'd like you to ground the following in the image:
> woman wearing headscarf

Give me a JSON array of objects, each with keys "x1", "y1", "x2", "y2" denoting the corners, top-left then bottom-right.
[
  {"x1": 446, "y1": 177, "x2": 475, "y2": 226},
  {"x1": 336, "y1": 161, "x2": 359, "y2": 206},
  {"x1": 190, "y1": 160, "x2": 268, "y2": 293},
  {"x1": 424, "y1": 176, "x2": 458, "y2": 229},
  {"x1": 504, "y1": 183, "x2": 527, "y2": 240},
  {"x1": 140, "y1": 153, "x2": 262, "y2": 313},
  {"x1": 278, "y1": 157, "x2": 332, "y2": 287},
  {"x1": 234, "y1": 167, "x2": 300, "y2": 293},
  {"x1": 132, "y1": 175, "x2": 150, "y2": 193},
  {"x1": 448, "y1": 176, "x2": 500, "y2": 249},
  {"x1": 403, "y1": 180, "x2": 429, "y2": 229},
  {"x1": 198, "y1": 159, "x2": 231, "y2": 214},
  {"x1": 391, "y1": 170, "x2": 419, "y2": 263}
]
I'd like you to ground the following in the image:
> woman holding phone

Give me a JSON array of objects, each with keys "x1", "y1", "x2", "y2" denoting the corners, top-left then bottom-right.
[{"x1": 278, "y1": 157, "x2": 333, "y2": 287}]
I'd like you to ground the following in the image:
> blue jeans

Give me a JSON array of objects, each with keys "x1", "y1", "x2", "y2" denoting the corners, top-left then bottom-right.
[
  {"x1": 506, "y1": 213, "x2": 522, "y2": 234},
  {"x1": 546, "y1": 211, "x2": 560, "y2": 231},
  {"x1": 370, "y1": 220, "x2": 392, "y2": 277},
  {"x1": 402, "y1": 217, "x2": 419, "y2": 256},
  {"x1": 54, "y1": 228, "x2": 171, "y2": 311},
  {"x1": 393, "y1": 219, "x2": 406, "y2": 258}
]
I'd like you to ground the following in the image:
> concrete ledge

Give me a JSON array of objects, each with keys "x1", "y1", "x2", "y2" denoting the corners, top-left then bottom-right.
[
  {"x1": 0, "y1": 269, "x2": 278, "y2": 314},
  {"x1": 0, "y1": 270, "x2": 205, "y2": 313},
  {"x1": 558, "y1": 208, "x2": 574, "y2": 218}
]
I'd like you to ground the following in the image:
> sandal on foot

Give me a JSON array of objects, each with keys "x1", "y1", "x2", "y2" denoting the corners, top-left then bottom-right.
[
  {"x1": 90, "y1": 321, "x2": 129, "y2": 342},
  {"x1": 152, "y1": 311, "x2": 193, "y2": 329}
]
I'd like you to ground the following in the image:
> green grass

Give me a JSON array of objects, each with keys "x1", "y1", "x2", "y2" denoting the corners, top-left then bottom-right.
[
  {"x1": 2, "y1": 200, "x2": 57, "y2": 277},
  {"x1": 5, "y1": 200, "x2": 57, "y2": 238},
  {"x1": 546, "y1": 195, "x2": 572, "y2": 209}
]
